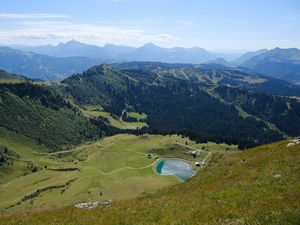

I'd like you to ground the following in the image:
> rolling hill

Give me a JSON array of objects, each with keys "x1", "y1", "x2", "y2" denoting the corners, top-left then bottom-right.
[
  {"x1": 0, "y1": 70, "x2": 29, "y2": 83},
  {"x1": 112, "y1": 62, "x2": 300, "y2": 96},
  {"x1": 204, "y1": 57, "x2": 231, "y2": 67},
  {"x1": 60, "y1": 64, "x2": 300, "y2": 148},
  {"x1": 1, "y1": 64, "x2": 300, "y2": 150}
]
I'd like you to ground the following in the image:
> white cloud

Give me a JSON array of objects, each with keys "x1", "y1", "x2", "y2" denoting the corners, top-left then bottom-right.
[
  {"x1": 0, "y1": 20, "x2": 179, "y2": 47},
  {"x1": 0, "y1": 13, "x2": 69, "y2": 19}
]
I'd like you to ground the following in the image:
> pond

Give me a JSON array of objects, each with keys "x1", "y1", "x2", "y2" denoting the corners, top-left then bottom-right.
[{"x1": 154, "y1": 159, "x2": 196, "y2": 181}]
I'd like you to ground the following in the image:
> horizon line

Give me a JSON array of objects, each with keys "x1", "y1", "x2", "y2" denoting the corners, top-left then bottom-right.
[{"x1": 2, "y1": 39, "x2": 297, "y2": 53}]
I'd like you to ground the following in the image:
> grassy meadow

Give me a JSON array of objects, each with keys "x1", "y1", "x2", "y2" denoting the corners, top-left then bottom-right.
[
  {"x1": 0, "y1": 139, "x2": 299, "y2": 225},
  {"x1": 80, "y1": 106, "x2": 147, "y2": 129},
  {"x1": 0, "y1": 128, "x2": 235, "y2": 213}
]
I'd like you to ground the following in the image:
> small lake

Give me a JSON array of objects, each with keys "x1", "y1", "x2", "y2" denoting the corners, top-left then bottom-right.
[{"x1": 154, "y1": 159, "x2": 196, "y2": 181}]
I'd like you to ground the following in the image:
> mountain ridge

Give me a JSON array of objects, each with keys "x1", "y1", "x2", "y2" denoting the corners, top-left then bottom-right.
[
  {"x1": 0, "y1": 46, "x2": 103, "y2": 80},
  {"x1": 241, "y1": 48, "x2": 300, "y2": 84},
  {"x1": 59, "y1": 64, "x2": 300, "y2": 148},
  {"x1": 5, "y1": 42, "x2": 300, "y2": 84},
  {"x1": 20, "y1": 40, "x2": 216, "y2": 63}
]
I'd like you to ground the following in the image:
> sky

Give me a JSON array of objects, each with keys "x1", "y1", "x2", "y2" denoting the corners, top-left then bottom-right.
[{"x1": 0, "y1": 0, "x2": 299, "y2": 51}]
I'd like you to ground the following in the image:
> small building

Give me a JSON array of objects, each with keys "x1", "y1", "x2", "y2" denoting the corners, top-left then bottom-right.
[
  {"x1": 195, "y1": 161, "x2": 206, "y2": 167},
  {"x1": 189, "y1": 150, "x2": 199, "y2": 158}
]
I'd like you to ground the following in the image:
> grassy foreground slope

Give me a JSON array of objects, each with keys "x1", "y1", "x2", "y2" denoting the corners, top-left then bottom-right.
[{"x1": 2, "y1": 140, "x2": 299, "y2": 225}]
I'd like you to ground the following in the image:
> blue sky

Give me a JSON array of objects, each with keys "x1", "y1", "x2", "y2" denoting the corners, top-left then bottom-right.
[{"x1": 0, "y1": 0, "x2": 299, "y2": 50}]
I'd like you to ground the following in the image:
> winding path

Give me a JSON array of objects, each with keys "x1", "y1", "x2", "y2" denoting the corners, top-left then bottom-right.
[
  {"x1": 85, "y1": 142, "x2": 212, "y2": 177},
  {"x1": 33, "y1": 144, "x2": 109, "y2": 156},
  {"x1": 1, "y1": 141, "x2": 212, "y2": 188},
  {"x1": 0, "y1": 171, "x2": 42, "y2": 188}
]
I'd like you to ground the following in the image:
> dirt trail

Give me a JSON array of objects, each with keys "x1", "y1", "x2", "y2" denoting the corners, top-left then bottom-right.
[{"x1": 85, "y1": 159, "x2": 159, "y2": 177}]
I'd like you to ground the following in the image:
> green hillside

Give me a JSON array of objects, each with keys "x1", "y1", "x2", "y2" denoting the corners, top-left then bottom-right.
[
  {"x1": 113, "y1": 62, "x2": 300, "y2": 96},
  {"x1": 0, "y1": 82, "x2": 104, "y2": 149},
  {"x1": 1, "y1": 139, "x2": 299, "y2": 225},
  {"x1": 1, "y1": 65, "x2": 300, "y2": 150},
  {"x1": 60, "y1": 65, "x2": 300, "y2": 149},
  {"x1": 0, "y1": 70, "x2": 28, "y2": 83}
]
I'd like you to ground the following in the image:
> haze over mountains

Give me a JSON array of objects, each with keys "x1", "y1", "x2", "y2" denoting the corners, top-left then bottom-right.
[
  {"x1": 19, "y1": 40, "x2": 216, "y2": 63},
  {"x1": 241, "y1": 48, "x2": 300, "y2": 84},
  {"x1": 0, "y1": 45, "x2": 103, "y2": 80},
  {"x1": 1, "y1": 40, "x2": 299, "y2": 84}
]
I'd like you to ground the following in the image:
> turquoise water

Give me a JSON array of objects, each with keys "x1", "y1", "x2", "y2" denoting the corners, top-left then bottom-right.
[{"x1": 154, "y1": 159, "x2": 196, "y2": 181}]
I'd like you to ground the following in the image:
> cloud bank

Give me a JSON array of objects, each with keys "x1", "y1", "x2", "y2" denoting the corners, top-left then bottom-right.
[{"x1": 0, "y1": 13, "x2": 179, "y2": 47}]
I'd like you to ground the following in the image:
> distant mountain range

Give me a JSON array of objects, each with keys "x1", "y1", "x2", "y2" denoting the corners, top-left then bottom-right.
[
  {"x1": 20, "y1": 40, "x2": 135, "y2": 60},
  {"x1": 205, "y1": 48, "x2": 300, "y2": 84},
  {"x1": 20, "y1": 40, "x2": 216, "y2": 63},
  {"x1": 16, "y1": 40, "x2": 272, "y2": 66},
  {"x1": 0, "y1": 46, "x2": 102, "y2": 80},
  {"x1": 241, "y1": 48, "x2": 300, "y2": 84},
  {"x1": 1, "y1": 41, "x2": 300, "y2": 84}
]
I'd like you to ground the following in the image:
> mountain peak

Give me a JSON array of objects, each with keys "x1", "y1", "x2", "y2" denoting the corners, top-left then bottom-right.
[
  {"x1": 62, "y1": 39, "x2": 84, "y2": 46},
  {"x1": 86, "y1": 64, "x2": 111, "y2": 76},
  {"x1": 140, "y1": 43, "x2": 161, "y2": 49}
]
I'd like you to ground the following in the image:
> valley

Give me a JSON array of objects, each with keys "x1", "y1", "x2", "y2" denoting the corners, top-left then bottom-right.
[
  {"x1": 0, "y1": 65, "x2": 299, "y2": 214},
  {"x1": 0, "y1": 53, "x2": 299, "y2": 225},
  {"x1": 1, "y1": 1, "x2": 300, "y2": 224},
  {"x1": 1, "y1": 33, "x2": 300, "y2": 225}
]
